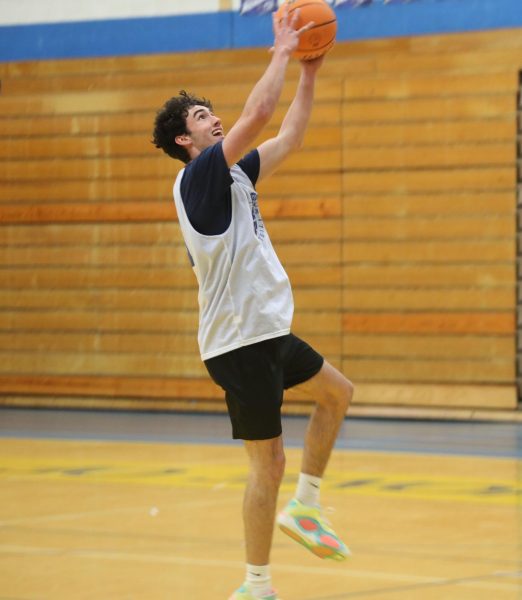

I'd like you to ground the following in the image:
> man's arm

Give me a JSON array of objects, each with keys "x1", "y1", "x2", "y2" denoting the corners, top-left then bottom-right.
[
  {"x1": 256, "y1": 56, "x2": 323, "y2": 182},
  {"x1": 222, "y1": 8, "x2": 313, "y2": 168}
]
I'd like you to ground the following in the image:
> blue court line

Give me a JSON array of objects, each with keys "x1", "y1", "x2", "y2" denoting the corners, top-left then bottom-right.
[{"x1": 1, "y1": 409, "x2": 521, "y2": 459}]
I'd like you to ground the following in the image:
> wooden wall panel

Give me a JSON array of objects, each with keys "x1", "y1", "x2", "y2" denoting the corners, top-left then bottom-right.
[
  {"x1": 344, "y1": 120, "x2": 516, "y2": 145},
  {"x1": 340, "y1": 29, "x2": 518, "y2": 409},
  {"x1": 0, "y1": 27, "x2": 519, "y2": 413}
]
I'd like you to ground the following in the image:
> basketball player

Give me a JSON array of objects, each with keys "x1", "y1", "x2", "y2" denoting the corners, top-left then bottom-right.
[{"x1": 152, "y1": 7, "x2": 353, "y2": 600}]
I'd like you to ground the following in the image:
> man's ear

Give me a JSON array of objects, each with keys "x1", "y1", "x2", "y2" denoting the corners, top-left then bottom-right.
[{"x1": 175, "y1": 134, "x2": 191, "y2": 147}]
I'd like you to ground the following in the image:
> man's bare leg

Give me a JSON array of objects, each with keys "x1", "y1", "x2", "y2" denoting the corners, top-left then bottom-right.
[
  {"x1": 277, "y1": 361, "x2": 353, "y2": 560},
  {"x1": 297, "y1": 361, "x2": 353, "y2": 477},
  {"x1": 243, "y1": 435, "x2": 286, "y2": 565}
]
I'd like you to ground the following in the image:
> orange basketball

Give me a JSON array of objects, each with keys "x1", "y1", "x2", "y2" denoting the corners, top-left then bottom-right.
[{"x1": 275, "y1": 0, "x2": 337, "y2": 61}]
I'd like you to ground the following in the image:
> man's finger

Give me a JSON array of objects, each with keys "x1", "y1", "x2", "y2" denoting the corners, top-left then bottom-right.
[{"x1": 297, "y1": 20, "x2": 315, "y2": 35}]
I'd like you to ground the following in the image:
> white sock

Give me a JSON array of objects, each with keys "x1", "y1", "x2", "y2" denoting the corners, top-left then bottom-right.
[
  {"x1": 296, "y1": 472, "x2": 322, "y2": 507},
  {"x1": 246, "y1": 564, "x2": 272, "y2": 598}
]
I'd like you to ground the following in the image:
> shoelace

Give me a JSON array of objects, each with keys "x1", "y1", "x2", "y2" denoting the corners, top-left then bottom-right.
[{"x1": 320, "y1": 505, "x2": 337, "y2": 529}]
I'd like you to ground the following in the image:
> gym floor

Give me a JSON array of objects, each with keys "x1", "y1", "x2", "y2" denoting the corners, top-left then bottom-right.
[{"x1": 1, "y1": 408, "x2": 521, "y2": 599}]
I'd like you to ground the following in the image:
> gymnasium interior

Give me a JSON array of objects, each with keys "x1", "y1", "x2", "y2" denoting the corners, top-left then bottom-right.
[{"x1": 1, "y1": 0, "x2": 521, "y2": 598}]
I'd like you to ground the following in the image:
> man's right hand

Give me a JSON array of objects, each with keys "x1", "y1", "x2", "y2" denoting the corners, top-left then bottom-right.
[{"x1": 271, "y1": 5, "x2": 315, "y2": 58}]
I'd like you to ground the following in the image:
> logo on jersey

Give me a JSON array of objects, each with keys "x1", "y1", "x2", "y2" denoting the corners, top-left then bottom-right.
[{"x1": 249, "y1": 191, "x2": 266, "y2": 241}]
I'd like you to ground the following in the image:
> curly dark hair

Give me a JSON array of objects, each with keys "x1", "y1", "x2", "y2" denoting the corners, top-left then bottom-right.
[{"x1": 152, "y1": 90, "x2": 213, "y2": 164}]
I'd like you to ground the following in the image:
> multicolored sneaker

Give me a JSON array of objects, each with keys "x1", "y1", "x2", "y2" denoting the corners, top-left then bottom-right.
[
  {"x1": 277, "y1": 498, "x2": 349, "y2": 561},
  {"x1": 228, "y1": 583, "x2": 279, "y2": 600}
]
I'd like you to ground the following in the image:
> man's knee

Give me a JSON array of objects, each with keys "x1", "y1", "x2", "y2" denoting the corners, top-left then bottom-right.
[
  {"x1": 270, "y1": 449, "x2": 286, "y2": 484},
  {"x1": 246, "y1": 438, "x2": 286, "y2": 486},
  {"x1": 254, "y1": 451, "x2": 286, "y2": 489},
  {"x1": 322, "y1": 372, "x2": 353, "y2": 414}
]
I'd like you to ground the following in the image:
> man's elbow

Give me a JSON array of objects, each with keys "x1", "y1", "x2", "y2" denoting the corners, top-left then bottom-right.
[
  {"x1": 269, "y1": 128, "x2": 305, "y2": 158},
  {"x1": 293, "y1": 136, "x2": 305, "y2": 151},
  {"x1": 277, "y1": 127, "x2": 303, "y2": 152},
  {"x1": 286, "y1": 134, "x2": 305, "y2": 153},
  {"x1": 252, "y1": 99, "x2": 275, "y2": 126}
]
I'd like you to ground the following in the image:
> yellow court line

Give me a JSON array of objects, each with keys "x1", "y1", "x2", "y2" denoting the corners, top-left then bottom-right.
[{"x1": 1, "y1": 455, "x2": 521, "y2": 505}]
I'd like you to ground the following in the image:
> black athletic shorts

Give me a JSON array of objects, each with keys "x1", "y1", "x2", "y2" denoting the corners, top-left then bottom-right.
[{"x1": 204, "y1": 333, "x2": 324, "y2": 441}]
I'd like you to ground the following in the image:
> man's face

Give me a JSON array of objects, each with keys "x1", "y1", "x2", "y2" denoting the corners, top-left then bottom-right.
[{"x1": 184, "y1": 105, "x2": 224, "y2": 156}]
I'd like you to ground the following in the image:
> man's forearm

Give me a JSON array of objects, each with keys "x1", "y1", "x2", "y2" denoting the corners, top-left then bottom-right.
[
  {"x1": 278, "y1": 69, "x2": 316, "y2": 149},
  {"x1": 239, "y1": 8, "x2": 315, "y2": 127},
  {"x1": 240, "y1": 49, "x2": 292, "y2": 125}
]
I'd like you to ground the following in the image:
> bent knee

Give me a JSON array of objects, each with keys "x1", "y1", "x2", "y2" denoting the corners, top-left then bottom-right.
[{"x1": 323, "y1": 376, "x2": 353, "y2": 412}]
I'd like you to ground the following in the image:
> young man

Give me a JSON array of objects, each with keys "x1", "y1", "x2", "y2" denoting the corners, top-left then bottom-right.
[{"x1": 152, "y1": 8, "x2": 353, "y2": 600}]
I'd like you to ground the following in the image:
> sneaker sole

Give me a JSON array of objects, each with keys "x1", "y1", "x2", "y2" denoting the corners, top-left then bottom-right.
[
  {"x1": 229, "y1": 592, "x2": 279, "y2": 600},
  {"x1": 278, "y1": 523, "x2": 347, "y2": 561}
]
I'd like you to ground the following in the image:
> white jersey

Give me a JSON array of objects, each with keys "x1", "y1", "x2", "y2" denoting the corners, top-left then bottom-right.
[{"x1": 173, "y1": 148, "x2": 294, "y2": 361}]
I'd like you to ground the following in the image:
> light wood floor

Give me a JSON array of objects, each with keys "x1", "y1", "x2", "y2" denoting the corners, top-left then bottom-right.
[{"x1": 0, "y1": 432, "x2": 521, "y2": 599}]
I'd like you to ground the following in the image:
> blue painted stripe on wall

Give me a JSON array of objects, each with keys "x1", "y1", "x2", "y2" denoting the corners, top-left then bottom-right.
[
  {"x1": 1, "y1": 0, "x2": 522, "y2": 62},
  {"x1": 232, "y1": 0, "x2": 522, "y2": 48},
  {"x1": 337, "y1": 0, "x2": 522, "y2": 41},
  {"x1": 0, "y1": 13, "x2": 233, "y2": 62}
]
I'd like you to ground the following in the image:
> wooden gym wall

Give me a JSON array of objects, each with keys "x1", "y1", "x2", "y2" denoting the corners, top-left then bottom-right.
[{"x1": 0, "y1": 27, "x2": 519, "y2": 414}]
